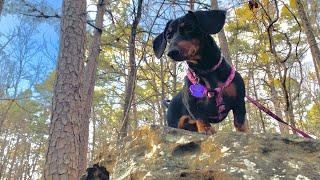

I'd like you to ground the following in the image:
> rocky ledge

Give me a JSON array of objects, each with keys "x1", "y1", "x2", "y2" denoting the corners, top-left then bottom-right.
[{"x1": 99, "y1": 125, "x2": 320, "y2": 180}]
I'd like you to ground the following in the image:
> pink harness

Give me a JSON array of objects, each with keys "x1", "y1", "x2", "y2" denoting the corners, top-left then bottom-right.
[{"x1": 186, "y1": 57, "x2": 235, "y2": 120}]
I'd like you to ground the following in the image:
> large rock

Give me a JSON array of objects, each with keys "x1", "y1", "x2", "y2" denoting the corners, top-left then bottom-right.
[{"x1": 100, "y1": 125, "x2": 320, "y2": 179}]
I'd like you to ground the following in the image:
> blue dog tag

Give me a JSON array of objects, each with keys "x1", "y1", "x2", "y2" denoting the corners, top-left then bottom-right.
[{"x1": 189, "y1": 84, "x2": 206, "y2": 98}]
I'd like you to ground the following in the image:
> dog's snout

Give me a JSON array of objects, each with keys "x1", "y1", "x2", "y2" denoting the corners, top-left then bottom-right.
[{"x1": 167, "y1": 50, "x2": 180, "y2": 59}]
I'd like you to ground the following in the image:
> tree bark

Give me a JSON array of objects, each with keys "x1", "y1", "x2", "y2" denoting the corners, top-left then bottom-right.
[
  {"x1": 0, "y1": 132, "x2": 9, "y2": 179},
  {"x1": 250, "y1": 69, "x2": 266, "y2": 133},
  {"x1": 171, "y1": 4, "x2": 178, "y2": 95},
  {"x1": 0, "y1": 0, "x2": 4, "y2": 15},
  {"x1": 160, "y1": 56, "x2": 167, "y2": 126},
  {"x1": 132, "y1": 94, "x2": 138, "y2": 129},
  {"x1": 265, "y1": 64, "x2": 289, "y2": 134},
  {"x1": 81, "y1": 0, "x2": 107, "y2": 173},
  {"x1": 296, "y1": 0, "x2": 320, "y2": 84},
  {"x1": 44, "y1": 0, "x2": 87, "y2": 179},
  {"x1": 119, "y1": 0, "x2": 143, "y2": 138},
  {"x1": 211, "y1": 0, "x2": 233, "y2": 65},
  {"x1": 7, "y1": 136, "x2": 20, "y2": 180},
  {"x1": 91, "y1": 106, "x2": 97, "y2": 164},
  {"x1": 189, "y1": 0, "x2": 195, "y2": 10}
]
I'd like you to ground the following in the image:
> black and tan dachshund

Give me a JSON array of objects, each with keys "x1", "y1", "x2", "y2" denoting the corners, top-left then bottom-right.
[{"x1": 153, "y1": 10, "x2": 249, "y2": 134}]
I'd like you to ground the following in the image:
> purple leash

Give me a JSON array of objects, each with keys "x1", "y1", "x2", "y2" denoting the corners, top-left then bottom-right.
[{"x1": 246, "y1": 96, "x2": 313, "y2": 139}]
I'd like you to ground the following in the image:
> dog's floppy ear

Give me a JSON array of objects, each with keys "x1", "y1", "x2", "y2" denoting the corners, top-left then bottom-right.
[
  {"x1": 188, "y1": 10, "x2": 226, "y2": 34},
  {"x1": 153, "y1": 20, "x2": 172, "y2": 59}
]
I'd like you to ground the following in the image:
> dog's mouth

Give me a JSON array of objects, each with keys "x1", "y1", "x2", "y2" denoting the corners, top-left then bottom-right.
[
  {"x1": 167, "y1": 53, "x2": 201, "y2": 64},
  {"x1": 167, "y1": 50, "x2": 186, "y2": 61},
  {"x1": 167, "y1": 39, "x2": 200, "y2": 62},
  {"x1": 167, "y1": 48, "x2": 200, "y2": 62},
  {"x1": 167, "y1": 54, "x2": 200, "y2": 63}
]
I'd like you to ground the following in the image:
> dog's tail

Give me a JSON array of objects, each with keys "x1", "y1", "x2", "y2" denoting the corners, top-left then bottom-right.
[{"x1": 162, "y1": 99, "x2": 171, "y2": 108}]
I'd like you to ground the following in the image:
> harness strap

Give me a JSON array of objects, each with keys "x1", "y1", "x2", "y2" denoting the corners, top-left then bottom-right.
[
  {"x1": 210, "y1": 56, "x2": 223, "y2": 71},
  {"x1": 186, "y1": 59, "x2": 235, "y2": 121},
  {"x1": 210, "y1": 67, "x2": 235, "y2": 119}
]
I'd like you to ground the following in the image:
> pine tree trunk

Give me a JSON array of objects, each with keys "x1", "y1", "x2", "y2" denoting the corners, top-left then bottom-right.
[
  {"x1": 296, "y1": 0, "x2": 320, "y2": 84},
  {"x1": 211, "y1": 0, "x2": 233, "y2": 65},
  {"x1": 0, "y1": 0, "x2": 4, "y2": 15},
  {"x1": 44, "y1": 0, "x2": 87, "y2": 179},
  {"x1": 81, "y1": 0, "x2": 107, "y2": 172},
  {"x1": 91, "y1": 107, "x2": 96, "y2": 164},
  {"x1": 119, "y1": 0, "x2": 143, "y2": 138}
]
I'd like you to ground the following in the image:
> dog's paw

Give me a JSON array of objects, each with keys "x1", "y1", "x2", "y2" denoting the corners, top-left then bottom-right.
[
  {"x1": 235, "y1": 120, "x2": 249, "y2": 133},
  {"x1": 196, "y1": 120, "x2": 216, "y2": 135}
]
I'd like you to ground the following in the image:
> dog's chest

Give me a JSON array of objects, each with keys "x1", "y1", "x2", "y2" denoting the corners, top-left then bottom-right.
[
  {"x1": 183, "y1": 71, "x2": 237, "y2": 121},
  {"x1": 194, "y1": 95, "x2": 231, "y2": 114}
]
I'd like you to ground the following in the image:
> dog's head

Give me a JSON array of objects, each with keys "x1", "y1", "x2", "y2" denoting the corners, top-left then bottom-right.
[
  {"x1": 153, "y1": 10, "x2": 226, "y2": 62},
  {"x1": 80, "y1": 164, "x2": 109, "y2": 180}
]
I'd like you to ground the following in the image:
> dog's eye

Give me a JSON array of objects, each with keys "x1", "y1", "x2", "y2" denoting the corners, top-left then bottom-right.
[
  {"x1": 180, "y1": 24, "x2": 193, "y2": 33},
  {"x1": 185, "y1": 24, "x2": 193, "y2": 30}
]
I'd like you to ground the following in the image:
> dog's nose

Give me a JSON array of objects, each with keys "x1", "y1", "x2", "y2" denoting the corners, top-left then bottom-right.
[{"x1": 167, "y1": 50, "x2": 180, "y2": 59}]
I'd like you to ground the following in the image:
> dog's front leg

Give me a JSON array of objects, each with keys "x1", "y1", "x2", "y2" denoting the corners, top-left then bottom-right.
[
  {"x1": 195, "y1": 120, "x2": 216, "y2": 135},
  {"x1": 232, "y1": 97, "x2": 249, "y2": 132},
  {"x1": 178, "y1": 116, "x2": 216, "y2": 135},
  {"x1": 234, "y1": 119, "x2": 249, "y2": 132}
]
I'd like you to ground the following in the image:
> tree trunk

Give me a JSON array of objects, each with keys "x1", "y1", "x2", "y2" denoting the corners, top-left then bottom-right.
[
  {"x1": 276, "y1": 65, "x2": 297, "y2": 135},
  {"x1": 7, "y1": 136, "x2": 20, "y2": 180},
  {"x1": 0, "y1": 0, "x2": 3, "y2": 15},
  {"x1": 29, "y1": 143, "x2": 42, "y2": 179},
  {"x1": 265, "y1": 64, "x2": 289, "y2": 134},
  {"x1": 152, "y1": 75, "x2": 162, "y2": 124},
  {"x1": 171, "y1": 4, "x2": 178, "y2": 95},
  {"x1": 81, "y1": 0, "x2": 107, "y2": 173},
  {"x1": 250, "y1": 69, "x2": 266, "y2": 133},
  {"x1": 189, "y1": 0, "x2": 195, "y2": 10},
  {"x1": 44, "y1": 0, "x2": 87, "y2": 179},
  {"x1": 0, "y1": 132, "x2": 9, "y2": 179},
  {"x1": 296, "y1": 0, "x2": 320, "y2": 84},
  {"x1": 132, "y1": 94, "x2": 138, "y2": 129},
  {"x1": 172, "y1": 62, "x2": 177, "y2": 95},
  {"x1": 91, "y1": 106, "x2": 96, "y2": 164},
  {"x1": 119, "y1": 0, "x2": 143, "y2": 138},
  {"x1": 211, "y1": 0, "x2": 233, "y2": 65},
  {"x1": 16, "y1": 142, "x2": 30, "y2": 180},
  {"x1": 264, "y1": 4, "x2": 294, "y2": 135},
  {"x1": 309, "y1": 0, "x2": 319, "y2": 34},
  {"x1": 160, "y1": 57, "x2": 167, "y2": 126}
]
